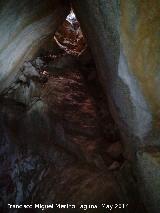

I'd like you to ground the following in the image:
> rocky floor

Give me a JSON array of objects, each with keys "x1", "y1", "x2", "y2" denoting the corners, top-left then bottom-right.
[
  {"x1": 41, "y1": 65, "x2": 123, "y2": 168},
  {"x1": 0, "y1": 53, "x2": 146, "y2": 213}
]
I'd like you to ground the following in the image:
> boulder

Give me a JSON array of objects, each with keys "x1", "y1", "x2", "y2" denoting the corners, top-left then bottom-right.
[{"x1": 23, "y1": 62, "x2": 40, "y2": 78}]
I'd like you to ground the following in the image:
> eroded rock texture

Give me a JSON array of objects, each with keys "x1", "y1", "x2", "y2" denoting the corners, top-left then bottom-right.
[
  {"x1": 0, "y1": 0, "x2": 69, "y2": 93},
  {"x1": 0, "y1": 0, "x2": 160, "y2": 212},
  {"x1": 0, "y1": 52, "x2": 144, "y2": 213},
  {"x1": 72, "y1": 1, "x2": 160, "y2": 212},
  {"x1": 72, "y1": 0, "x2": 160, "y2": 145}
]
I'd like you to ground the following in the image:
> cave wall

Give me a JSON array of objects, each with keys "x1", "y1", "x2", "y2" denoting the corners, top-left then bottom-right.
[
  {"x1": 72, "y1": 0, "x2": 159, "y2": 148},
  {"x1": 72, "y1": 0, "x2": 160, "y2": 212},
  {"x1": 0, "y1": 0, "x2": 69, "y2": 93},
  {"x1": 0, "y1": 0, "x2": 160, "y2": 211}
]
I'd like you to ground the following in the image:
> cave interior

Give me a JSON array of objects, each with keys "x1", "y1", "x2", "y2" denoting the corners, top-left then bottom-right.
[{"x1": 0, "y1": 1, "x2": 160, "y2": 213}]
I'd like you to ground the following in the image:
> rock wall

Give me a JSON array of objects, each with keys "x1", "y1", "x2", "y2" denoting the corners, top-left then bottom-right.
[
  {"x1": 72, "y1": 0, "x2": 159, "y2": 148},
  {"x1": 72, "y1": 0, "x2": 160, "y2": 212},
  {"x1": 1, "y1": 0, "x2": 160, "y2": 211},
  {"x1": 0, "y1": 0, "x2": 70, "y2": 93}
]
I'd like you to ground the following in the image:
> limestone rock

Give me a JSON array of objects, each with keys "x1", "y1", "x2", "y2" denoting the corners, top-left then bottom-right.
[
  {"x1": 6, "y1": 80, "x2": 40, "y2": 105},
  {"x1": 0, "y1": 0, "x2": 70, "y2": 93},
  {"x1": 18, "y1": 74, "x2": 27, "y2": 83},
  {"x1": 137, "y1": 147, "x2": 160, "y2": 213},
  {"x1": 34, "y1": 57, "x2": 45, "y2": 69},
  {"x1": 72, "y1": 0, "x2": 158, "y2": 145},
  {"x1": 71, "y1": 2, "x2": 160, "y2": 210},
  {"x1": 23, "y1": 62, "x2": 40, "y2": 78}
]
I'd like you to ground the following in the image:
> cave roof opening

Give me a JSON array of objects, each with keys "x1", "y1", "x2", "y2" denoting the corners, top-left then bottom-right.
[{"x1": 54, "y1": 9, "x2": 87, "y2": 56}]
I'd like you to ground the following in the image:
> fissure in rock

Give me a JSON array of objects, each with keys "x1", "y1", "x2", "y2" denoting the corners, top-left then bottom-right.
[{"x1": 0, "y1": 2, "x2": 159, "y2": 213}]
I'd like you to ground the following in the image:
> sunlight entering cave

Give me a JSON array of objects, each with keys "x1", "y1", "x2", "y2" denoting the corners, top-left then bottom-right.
[{"x1": 54, "y1": 10, "x2": 87, "y2": 56}]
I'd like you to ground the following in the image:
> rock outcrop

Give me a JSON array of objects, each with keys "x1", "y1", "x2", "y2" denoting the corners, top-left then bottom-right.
[
  {"x1": 72, "y1": 1, "x2": 160, "y2": 212},
  {"x1": 0, "y1": 0, "x2": 70, "y2": 93},
  {"x1": 72, "y1": 0, "x2": 157, "y2": 149},
  {"x1": 0, "y1": 0, "x2": 160, "y2": 212}
]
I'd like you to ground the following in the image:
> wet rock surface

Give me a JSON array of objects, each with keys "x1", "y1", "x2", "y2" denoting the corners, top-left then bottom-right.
[{"x1": 0, "y1": 51, "x2": 145, "y2": 213}]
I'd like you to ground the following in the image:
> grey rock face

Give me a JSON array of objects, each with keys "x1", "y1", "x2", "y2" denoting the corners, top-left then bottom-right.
[
  {"x1": 3, "y1": 57, "x2": 43, "y2": 105},
  {"x1": 18, "y1": 75, "x2": 27, "y2": 83},
  {"x1": 0, "y1": 0, "x2": 70, "y2": 93},
  {"x1": 0, "y1": 0, "x2": 159, "y2": 212},
  {"x1": 72, "y1": 0, "x2": 152, "y2": 145},
  {"x1": 137, "y1": 147, "x2": 160, "y2": 213},
  {"x1": 34, "y1": 57, "x2": 45, "y2": 69},
  {"x1": 71, "y1": 1, "x2": 160, "y2": 212},
  {"x1": 23, "y1": 62, "x2": 40, "y2": 78}
]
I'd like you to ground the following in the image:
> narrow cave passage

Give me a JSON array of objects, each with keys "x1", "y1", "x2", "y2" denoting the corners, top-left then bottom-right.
[
  {"x1": 0, "y1": 9, "x2": 146, "y2": 213},
  {"x1": 1, "y1": 0, "x2": 160, "y2": 212},
  {"x1": 38, "y1": 11, "x2": 124, "y2": 169}
]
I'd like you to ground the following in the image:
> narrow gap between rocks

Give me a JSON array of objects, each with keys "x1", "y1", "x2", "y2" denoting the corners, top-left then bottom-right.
[
  {"x1": 39, "y1": 10, "x2": 124, "y2": 169},
  {"x1": 0, "y1": 10, "x2": 146, "y2": 213}
]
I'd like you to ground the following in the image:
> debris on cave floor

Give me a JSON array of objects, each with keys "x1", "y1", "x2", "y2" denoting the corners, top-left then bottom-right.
[
  {"x1": 0, "y1": 51, "x2": 146, "y2": 213},
  {"x1": 30, "y1": 52, "x2": 144, "y2": 212},
  {"x1": 3, "y1": 47, "x2": 125, "y2": 169},
  {"x1": 40, "y1": 51, "x2": 124, "y2": 169}
]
